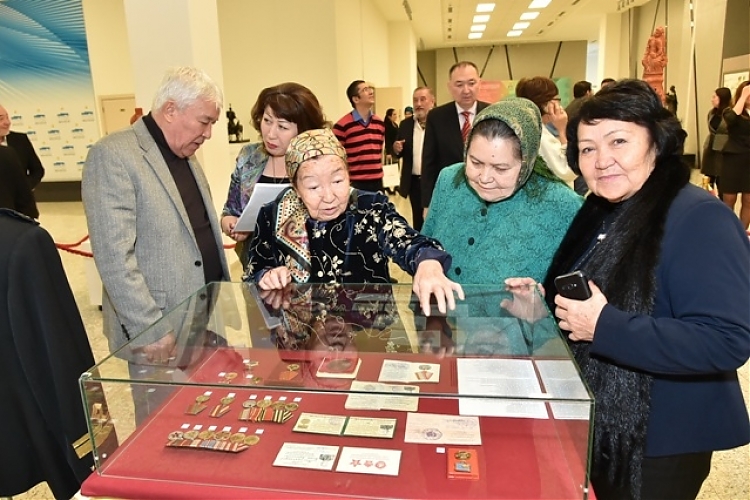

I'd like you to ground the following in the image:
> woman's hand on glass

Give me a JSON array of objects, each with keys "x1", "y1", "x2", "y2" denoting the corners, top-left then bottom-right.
[
  {"x1": 500, "y1": 277, "x2": 548, "y2": 322},
  {"x1": 554, "y1": 281, "x2": 608, "y2": 342},
  {"x1": 413, "y1": 260, "x2": 465, "y2": 316},
  {"x1": 258, "y1": 266, "x2": 292, "y2": 291},
  {"x1": 220, "y1": 215, "x2": 250, "y2": 241}
]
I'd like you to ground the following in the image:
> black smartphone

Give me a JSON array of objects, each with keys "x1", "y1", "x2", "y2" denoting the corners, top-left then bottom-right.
[{"x1": 554, "y1": 271, "x2": 592, "y2": 300}]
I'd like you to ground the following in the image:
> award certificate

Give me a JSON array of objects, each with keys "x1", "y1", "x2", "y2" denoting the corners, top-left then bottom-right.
[
  {"x1": 293, "y1": 412, "x2": 347, "y2": 435},
  {"x1": 404, "y1": 412, "x2": 482, "y2": 445},
  {"x1": 342, "y1": 416, "x2": 397, "y2": 439},
  {"x1": 336, "y1": 447, "x2": 402, "y2": 476},
  {"x1": 273, "y1": 442, "x2": 339, "y2": 471}
]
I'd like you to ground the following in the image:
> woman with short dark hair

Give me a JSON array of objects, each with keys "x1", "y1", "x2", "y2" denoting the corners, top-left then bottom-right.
[
  {"x1": 543, "y1": 79, "x2": 750, "y2": 500},
  {"x1": 515, "y1": 76, "x2": 576, "y2": 185},
  {"x1": 221, "y1": 83, "x2": 328, "y2": 265}
]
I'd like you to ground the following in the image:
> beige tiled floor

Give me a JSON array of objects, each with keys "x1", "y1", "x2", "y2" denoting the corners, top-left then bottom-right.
[{"x1": 11, "y1": 176, "x2": 749, "y2": 499}]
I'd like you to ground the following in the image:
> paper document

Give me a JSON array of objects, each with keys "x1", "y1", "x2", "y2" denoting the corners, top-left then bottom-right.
[
  {"x1": 336, "y1": 447, "x2": 401, "y2": 476},
  {"x1": 404, "y1": 412, "x2": 482, "y2": 445},
  {"x1": 535, "y1": 359, "x2": 591, "y2": 420},
  {"x1": 234, "y1": 183, "x2": 290, "y2": 232},
  {"x1": 378, "y1": 360, "x2": 440, "y2": 383},
  {"x1": 456, "y1": 358, "x2": 548, "y2": 419},
  {"x1": 345, "y1": 380, "x2": 419, "y2": 412},
  {"x1": 273, "y1": 442, "x2": 339, "y2": 470}
]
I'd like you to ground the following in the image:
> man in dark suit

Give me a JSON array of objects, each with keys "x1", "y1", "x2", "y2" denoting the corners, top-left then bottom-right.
[
  {"x1": 420, "y1": 61, "x2": 489, "y2": 216},
  {"x1": 0, "y1": 104, "x2": 45, "y2": 190},
  {"x1": 393, "y1": 86, "x2": 435, "y2": 231},
  {"x1": 0, "y1": 146, "x2": 38, "y2": 218}
]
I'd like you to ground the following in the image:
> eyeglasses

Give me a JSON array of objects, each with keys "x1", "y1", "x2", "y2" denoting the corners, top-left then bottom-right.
[{"x1": 358, "y1": 85, "x2": 374, "y2": 95}]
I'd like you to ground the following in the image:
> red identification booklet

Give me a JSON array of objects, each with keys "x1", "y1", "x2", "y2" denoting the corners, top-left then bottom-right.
[{"x1": 447, "y1": 448, "x2": 480, "y2": 480}]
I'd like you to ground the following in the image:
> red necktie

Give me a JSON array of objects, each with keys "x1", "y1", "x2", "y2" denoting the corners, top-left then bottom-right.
[{"x1": 461, "y1": 111, "x2": 472, "y2": 143}]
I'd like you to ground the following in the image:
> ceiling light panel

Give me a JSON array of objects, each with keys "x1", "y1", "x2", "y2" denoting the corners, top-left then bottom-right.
[
  {"x1": 528, "y1": 0, "x2": 551, "y2": 8},
  {"x1": 470, "y1": 24, "x2": 487, "y2": 32},
  {"x1": 513, "y1": 22, "x2": 530, "y2": 29},
  {"x1": 476, "y1": 3, "x2": 496, "y2": 13},
  {"x1": 468, "y1": 33, "x2": 484, "y2": 39},
  {"x1": 473, "y1": 14, "x2": 490, "y2": 23},
  {"x1": 520, "y1": 12, "x2": 540, "y2": 20},
  {"x1": 507, "y1": 30, "x2": 523, "y2": 37}
]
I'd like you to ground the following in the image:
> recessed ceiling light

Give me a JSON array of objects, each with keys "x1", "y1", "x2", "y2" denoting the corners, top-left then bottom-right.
[
  {"x1": 476, "y1": 3, "x2": 496, "y2": 13},
  {"x1": 507, "y1": 30, "x2": 523, "y2": 37},
  {"x1": 513, "y1": 22, "x2": 530, "y2": 29},
  {"x1": 528, "y1": 0, "x2": 551, "y2": 8},
  {"x1": 470, "y1": 24, "x2": 487, "y2": 32},
  {"x1": 520, "y1": 12, "x2": 540, "y2": 20},
  {"x1": 473, "y1": 14, "x2": 491, "y2": 23},
  {"x1": 468, "y1": 32, "x2": 484, "y2": 39}
]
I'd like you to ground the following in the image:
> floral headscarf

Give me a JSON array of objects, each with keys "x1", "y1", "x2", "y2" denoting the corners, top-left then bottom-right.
[{"x1": 275, "y1": 129, "x2": 348, "y2": 282}]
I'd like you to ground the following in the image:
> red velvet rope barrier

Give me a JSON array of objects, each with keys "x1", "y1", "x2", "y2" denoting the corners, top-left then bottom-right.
[{"x1": 54, "y1": 235, "x2": 235, "y2": 258}]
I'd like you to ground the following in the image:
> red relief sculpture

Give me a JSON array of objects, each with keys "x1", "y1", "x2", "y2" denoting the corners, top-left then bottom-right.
[{"x1": 642, "y1": 26, "x2": 668, "y2": 104}]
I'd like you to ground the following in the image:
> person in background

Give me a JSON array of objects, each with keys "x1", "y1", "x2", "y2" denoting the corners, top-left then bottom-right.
[
  {"x1": 543, "y1": 79, "x2": 750, "y2": 500},
  {"x1": 403, "y1": 106, "x2": 414, "y2": 121},
  {"x1": 220, "y1": 82, "x2": 327, "y2": 266},
  {"x1": 700, "y1": 87, "x2": 732, "y2": 195},
  {"x1": 393, "y1": 86, "x2": 436, "y2": 231},
  {"x1": 600, "y1": 77, "x2": 616, "y2": 88},
  {"x1": 423, "y1": 97, "x2": 582, "y2": 286},
  {"x1": 0, "y1": 146, "x2": 38, "y2": 218},
  {"x1": 244, "y1": 128, "x2": 463, "y2": 316},
  {"x1": 566, "y1": 81, "x2": 593, "y2": 195},
  {"x1": 421, "y1": 61, "x2": 489, "y2": 215},
  {"x1": 83, "y1": 66, "x2": 229, "y2": 368},
  {"x1": 515, "y1": 76, "x2": 577, "y2": 187},
  {"x1": 720, "y1": 81, "x2": 750, "y2": 228},
  {"x1": 0, "y1": 104, "x2": 45, "y2": 192},
  {"x1": 565, "y1": 80, "x2": 592, "y2": 120},
  {"x1": 333, "y1": 80, "x2": 385, "y2": 193},
  {"x1": 383, "y1": 108, "x2": 399, "y2": 162}
]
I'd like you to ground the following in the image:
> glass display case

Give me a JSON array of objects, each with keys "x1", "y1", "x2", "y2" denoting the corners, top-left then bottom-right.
[{"x1": 80, "y1": 282, "x2": 593, "y2": 499}]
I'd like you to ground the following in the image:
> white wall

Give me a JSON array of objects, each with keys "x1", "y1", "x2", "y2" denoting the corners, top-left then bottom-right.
[
  {"x1": 82, "y1": 0, "x2": 134, "y2": 136},
  {"x1": 217, "y1": 0, "x2": 341, "y2": 134},
  {"x1": 388, "y1": 21, "x2": 418, "y2": 110}
]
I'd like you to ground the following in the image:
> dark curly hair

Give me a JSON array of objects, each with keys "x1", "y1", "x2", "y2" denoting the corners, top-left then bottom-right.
[
  {"x1": 565, "y1": 79, "x2": 687, "y2": 174},
  {"x1": 250, "y1": 82, "x2": 327, "y2": 135}
]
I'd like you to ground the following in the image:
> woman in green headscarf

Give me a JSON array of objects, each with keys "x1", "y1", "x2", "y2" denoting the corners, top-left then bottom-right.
[{"x1": 422, "y1": 97, "x2": 582, "y2": 286}]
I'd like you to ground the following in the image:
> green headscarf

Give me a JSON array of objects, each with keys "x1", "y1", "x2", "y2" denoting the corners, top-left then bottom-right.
[{"x1": 459, "y1": 97, "x2": 561, "y2": 195}]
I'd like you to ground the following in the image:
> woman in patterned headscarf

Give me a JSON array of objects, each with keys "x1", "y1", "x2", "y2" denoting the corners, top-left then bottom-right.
[
  {"x1": 422, "y1": 97, "x2": 582, "y2": 287},
  {"x1": 244, "y1": 128, "x2": 463, "y2": 316}
]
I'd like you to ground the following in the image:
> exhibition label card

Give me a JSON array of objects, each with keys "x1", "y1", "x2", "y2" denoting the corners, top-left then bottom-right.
[
  {"x1": 336, "y1": 447, "x2": 402, "y2": 476},
  {"x1": 378, "y1": 360, "x2": 440, "y2": 383},
  {"x1": 272, "y1": 442, "x2": 339, "y2": 471},
  {"x1": 342, "y1": 416, "x2": 397, "y2": 439},
  {"x1": 345, "y1": 381, "x2": 420, "y2": 412},
  {"x1": 293, "y1": 412, "x2": 347, "y2": 435},
  {"x1": 404, "y1": 412, "x2": 482, "y2": 445}
]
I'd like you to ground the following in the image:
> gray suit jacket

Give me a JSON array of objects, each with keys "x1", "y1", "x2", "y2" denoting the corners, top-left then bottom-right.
[{"x1": 82, "y1": 119, "x2": 229, "y2": 355}]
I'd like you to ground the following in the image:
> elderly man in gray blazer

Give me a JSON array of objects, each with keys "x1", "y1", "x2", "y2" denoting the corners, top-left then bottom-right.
[{"x1": 83, "y1": 67, "x2": 229, "y2": 369}]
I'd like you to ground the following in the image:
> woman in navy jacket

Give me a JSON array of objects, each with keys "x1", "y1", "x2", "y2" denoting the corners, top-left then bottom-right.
[{"x1": 543, "y1": 80, "x2": 750, "y2": 500}]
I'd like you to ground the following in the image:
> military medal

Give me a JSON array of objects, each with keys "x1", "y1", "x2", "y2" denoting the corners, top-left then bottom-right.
[{"x1": 185, "y1": 394, "x2": 210, "y2": 415}]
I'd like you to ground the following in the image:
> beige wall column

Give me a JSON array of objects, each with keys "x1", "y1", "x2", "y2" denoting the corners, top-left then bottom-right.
[
  {"x1": 388, "y1": 21, "x2": 418, "y2": 109},
  {"x1": 122, "y1": 0, "x2": 231, "y2": 214},
  {"x1": 597, "y1": 13, "x2": 627, "y2": 84}
]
